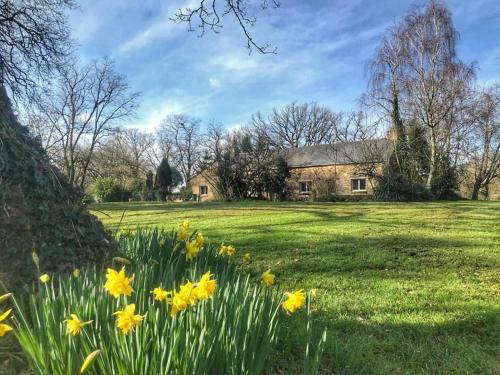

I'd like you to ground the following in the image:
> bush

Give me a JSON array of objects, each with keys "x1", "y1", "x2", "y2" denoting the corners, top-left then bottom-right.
[
  {"x1": 92, "y1": 177, "x2": 129, "y2": 202},
  {"x1": 178, "y1": 187, "x2": 194, "y2": 201},
  {"x1": 9, "y1": 225, "x2": 327, "y2": 374}
]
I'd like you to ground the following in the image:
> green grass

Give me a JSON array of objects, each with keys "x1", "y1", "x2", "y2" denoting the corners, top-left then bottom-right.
[{"x1": 91, "y1": 201, "x2": 500, "y2": 374}]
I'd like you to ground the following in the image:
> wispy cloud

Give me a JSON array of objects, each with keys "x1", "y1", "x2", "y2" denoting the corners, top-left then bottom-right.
[
  {"x1": 71, "y1": 0, "x2": 500, "y2": 131},
  {"x1": 115, "y1": 0, "x2": 198, "y2": 55},
  {"x1": 117, "y1": 19, "x2": 179, "y2": 55}
]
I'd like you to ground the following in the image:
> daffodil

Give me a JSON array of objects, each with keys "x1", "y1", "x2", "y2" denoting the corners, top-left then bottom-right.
[
  {"x1": 195, "y1": 232, "x2": 204, "y2": 247},
  {"x1": 104, "y1": 267, "x2": 134, "y2": 298},
  {"x1": 195, "y1": 271, "x2": 217, "y2": 300},
  {"x1": 32, "y1": 251, "x2": 40, "y2": 269},
  {"x1": 169, "y1": 281, "x2": 197, "y2": 317},
  {"x1": 151, "y1": 287, "x2": 170, "y2": 302},
  {"x1": 243, "y1": 253, "x2": 252, "y2": 263},
  {"x1": 113, "y1": 304, "x2": 143, "y2": 334},
  {"x1": 282, "y1": 289, "x2": 305, "y2": 314},
  {"x1": 39, "y1": 274, "x2": 50, "y2": 283},
  {"x1": 186, "y1": 240, "x2": 201, "y2": 261},
  {"x1": 117, "y1": 227, "x2": 131, "y2": 238},
  {"x1": 0, "y1": 293, "x2": 12, "y2": 304},
  {"x1": 73, "y1": 269, "x2": 81, "y2": 278},
  {"x1": 80, "y1": 349, "x2": 101, "y2": 373},
  {"x1": 65, "y1": 314, "x2": 93, "y2": 336},
  {"x1": 219, "y1": 243, "x2": 236, "y2": 256},
  {"x1": 261, "y1": 270, "x2": 275, "y2": 286},
  {"x1": 0, "y1": 309, "x2": 13, "y2": 337},
  {"x1": 178, "y1": 220, "x2": 190, "y2": 241}
]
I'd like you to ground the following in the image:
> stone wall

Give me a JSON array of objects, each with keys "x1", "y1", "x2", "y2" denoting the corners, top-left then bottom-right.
[
  {"x1": 287, "y1": 163, "x2": 381, "y2": 199},
  {"x1": 190, "y1": 163, "x2": 382, "y2": 201},
  {"x1": 191, "y1": 172, "x2": 220, "y2": 202}
]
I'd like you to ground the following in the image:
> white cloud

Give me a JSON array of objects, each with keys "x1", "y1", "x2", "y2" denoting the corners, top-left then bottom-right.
[
  {"x1": 115, "y1": 0, "x2": 199, "y2": 55},
  {"x1": 129, "y1": 99, "x2": 184, "y2": 132},
  {"x1": 117, "y1": 19, "x2": 179, "y2": 55},
  {"x1": 227, "y1": 122, "x2": 245, "y2": 134}
]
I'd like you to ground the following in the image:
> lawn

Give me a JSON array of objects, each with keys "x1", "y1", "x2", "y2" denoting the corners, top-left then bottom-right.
[{"x1": 91, "y1": 201, "x2": 500, "y2": 374}]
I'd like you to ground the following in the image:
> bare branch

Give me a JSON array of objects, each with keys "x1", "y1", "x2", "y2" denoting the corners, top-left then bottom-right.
[{"x1": 172, "y1": 0, "x2": 279, "y2": 54}]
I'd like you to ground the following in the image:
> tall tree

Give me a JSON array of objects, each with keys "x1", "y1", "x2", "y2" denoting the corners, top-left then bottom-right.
[
  {"x1": 367, "y1": 0, "x2": 475, "y2": 198},
  {"x1": 155, "y1": 157, "x2": 173, "y2": 199},
  {"x1": 398, "y1": 0, "x2": 474, "y2": 189},
  {"x1": 31, "y1": 58, "x2": 139, "y2": 188},
  {"x1": 0, "y1": 0, "x2": 73, "y2": 98},
  {"x1": 158, "y1": 114, "x2": 202, "y2": 187},
  {"x1": 85, "y1": 127, "x2": 155, "y2": 188},
  {"x1": 251, "y1": 102, "x2": 340, "y2": 149},
  {"x1": 467, "y1": 85, "x2": 500, "y2": 199}
]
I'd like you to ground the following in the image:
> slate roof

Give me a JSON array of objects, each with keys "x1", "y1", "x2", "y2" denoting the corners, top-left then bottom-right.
[{"x1": 281, "y1": 138, "x2": 389, "y2": 168}]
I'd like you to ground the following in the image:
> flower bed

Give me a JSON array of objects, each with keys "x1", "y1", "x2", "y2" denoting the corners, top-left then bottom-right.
[{"x1": 2, "y1": 223, "x2": 326, "y2": 374}]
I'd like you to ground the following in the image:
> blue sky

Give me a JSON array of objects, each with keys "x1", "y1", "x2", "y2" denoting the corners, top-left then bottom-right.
[{"x1": 69, "y1": 0, "x2": 500, "y2": 132}]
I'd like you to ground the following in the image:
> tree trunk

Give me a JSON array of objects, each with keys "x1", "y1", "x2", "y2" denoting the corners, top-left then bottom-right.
[
  {"x1": 471, "y1": 179, "x2": 481, "y2": 200},
  {"x1": 426, "y1": 127, "x2": 437, "y2": 190}
]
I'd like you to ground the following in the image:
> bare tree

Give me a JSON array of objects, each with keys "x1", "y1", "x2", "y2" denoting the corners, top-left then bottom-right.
[
  {"x1": 0, "y1": 0, "x2": 73, "y2": 98},
  {"x1": 87, "y1": 127, "x2": 156, "y2": 188},
  {"x1": 399, "y1": 0, "x2": 475, "y2": 189},
  {"x1": 467, "y1": 85, "x2": 500, "y2": 199},
  {"x1": 366, "y1": 24, "x2": 406, "y2": 140},
  {"x1": 117, "y1": 128, "x2": 156, "y2": 179},
  {"x1": 202, "y1": 120, "x2": 226, "y2": 160},
  {"x1": 172, "y1": 0, "x2": 280, "y2": 54},
  {"x1": 34, "y1": 58, "x2": 139, "y2": 188},
  {"x1": 158, "y1": 114, "x2": 203, "y2": 187},
  {"x1": 251, "y1": 102, "x2": 340, "y2": 149}
]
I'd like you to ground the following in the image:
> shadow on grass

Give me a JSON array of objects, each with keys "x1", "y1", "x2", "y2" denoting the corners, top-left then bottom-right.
[{"x1": 274, "y1": 300, "x2": 500, "y2": 374}]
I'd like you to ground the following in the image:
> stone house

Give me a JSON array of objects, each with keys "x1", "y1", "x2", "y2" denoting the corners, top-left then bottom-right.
[{"x1": 191, "y1": 139, "x2": 389, "y2": 201}]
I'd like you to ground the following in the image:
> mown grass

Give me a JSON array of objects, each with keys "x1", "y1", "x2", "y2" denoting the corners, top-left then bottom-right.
[{"x1": 91, "y1": 201, "x2": 500, "y2": 374}]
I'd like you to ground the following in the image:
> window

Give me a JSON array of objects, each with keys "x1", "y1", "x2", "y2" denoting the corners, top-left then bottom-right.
[
  {"x1": 351, "y1": 178, "x2": 367, "y2": 192},
  {"x1": 200, "y1": 186, "x2": 208, "y2": 195},
  {"x1": 299, "y1": 181, "x2": 312, "y2": 194}
]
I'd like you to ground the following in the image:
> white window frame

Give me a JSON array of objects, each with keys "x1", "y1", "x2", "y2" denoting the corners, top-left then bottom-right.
[
  {"x1": 199, "y1": 186, "x2": 208, "y2": 196},
  {"x1": 299, "y1": 180, "x2": 312, "y2": 194},
  {"x1": 351, "y1": 177, "x2": 367, "y2": 192}
]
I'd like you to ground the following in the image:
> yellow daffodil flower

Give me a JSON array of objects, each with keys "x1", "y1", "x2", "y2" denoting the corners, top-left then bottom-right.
[
  {"x1": 282, "y1": 289, "x2": 305, "y2": 314},
  {"x1": 113, "y1": 304, "x2": 143, "y2": 335},
  {"x1": 117, "y1": 227, "x2": 131, "y2": 238},
  {"x1": 65, "y1": 314, "x2": 93, "y2": 336},
  {"x1": 178, "y1": 220, "x2": 190, "y2": 241},
  {"x1": 0, "y1": 293, "x2": 12, "y2": 304},
  {"x1": 243, "y1": 253, "x2": 252, "y2": 263},
  {"x1": 80, "y1": 349, "x2": 101, "y2": 373},
  {"x1": 169, "y1": 281, "x2": 198, "y2": 317},
  {"x1": 0, "y1": 309, "x2": 13, "y2": 337},
  {"x1": 219, "y1": 243, "x2": 236, "y2": 256},
  {"x1": 39, "y1": 274, "x2": 50, "y2": 283},
  {"x1": 261, "y1": 270, "x2": 276, "y2": 286},
  {"x1": 151, "y1": 287, "x2": 170, "y2": 302},
  {"x1": 32, "y1": 251, "x2": 40, "y2": 269},
  {"x1": 194, "y1": 271, "x2": 217, "y2": 300},
  {"x1": 186, "y1": 240, "x2": 201, "y2": 261},
  {"x1": 104, "y1": 267, "x2": 134, "y2": 298},
  {"x1": 169, "y1": 290, "x2": 189, "y2": 317},
  {"x1": 73, "y1": 269, "x2": 81, "y2": 278},
  {"x1": 195, "y1": 232, "x2": 204, "y2": 247}
]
